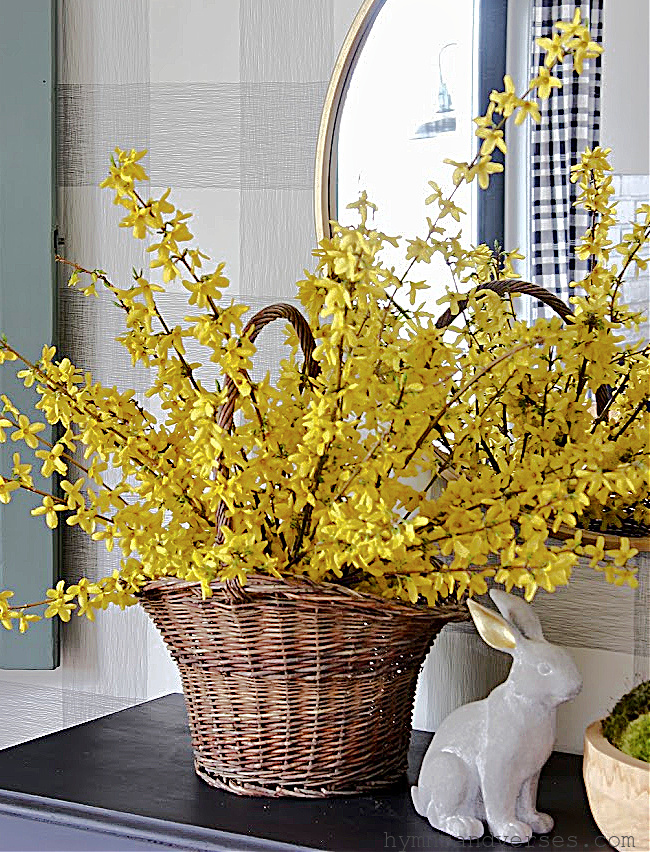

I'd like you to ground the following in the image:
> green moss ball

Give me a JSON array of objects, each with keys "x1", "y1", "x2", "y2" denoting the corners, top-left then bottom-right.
[
  {"x1": 618, "y1": 713, "x2": 650, "y2": 763},
  {"x1": 602, "y1": 681, "x2": 650, "y2": 763}
]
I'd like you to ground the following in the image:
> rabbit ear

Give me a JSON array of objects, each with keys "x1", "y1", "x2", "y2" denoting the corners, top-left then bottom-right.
[
  {"x1": 489, "y1": 589, "x2": 544, "y2": 641},
  {"x1": 467, "y1": 599, "x2": 517, "y2": 652}
]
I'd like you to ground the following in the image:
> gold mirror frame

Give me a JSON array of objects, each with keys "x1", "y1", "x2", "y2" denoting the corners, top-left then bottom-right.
[{"x1": 314, "y1": 0, "x2": 387, "y2": 243}]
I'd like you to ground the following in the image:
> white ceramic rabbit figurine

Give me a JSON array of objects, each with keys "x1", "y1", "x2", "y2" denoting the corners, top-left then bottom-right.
[{"x1": 411, "y1": 589, "x2": 582, "y2": 845}]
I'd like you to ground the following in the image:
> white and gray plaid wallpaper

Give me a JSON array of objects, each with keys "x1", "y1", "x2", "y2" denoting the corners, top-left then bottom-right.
[{"x1": 0, "y1": 0, "x2": 353, "y2": 749}]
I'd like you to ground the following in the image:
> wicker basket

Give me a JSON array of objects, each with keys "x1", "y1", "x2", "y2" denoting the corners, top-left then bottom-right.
[{"x1": 139, "y1": 575, "x2": 467, "y2": 797}]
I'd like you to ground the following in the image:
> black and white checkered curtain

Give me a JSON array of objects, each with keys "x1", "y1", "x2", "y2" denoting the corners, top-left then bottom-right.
[{"x1": 530, "y1": 0, "x2": 603, "y2": 319}]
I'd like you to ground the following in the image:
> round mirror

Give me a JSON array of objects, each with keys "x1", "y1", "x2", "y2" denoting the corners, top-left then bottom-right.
[{"x1": 315, "y1": 0, "x2": 486, "y2": 307}]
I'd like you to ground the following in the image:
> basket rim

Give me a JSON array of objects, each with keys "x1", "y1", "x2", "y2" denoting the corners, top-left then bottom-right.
[{"x1": 138, "y1": 572, "x2": 469, "y2": 620}]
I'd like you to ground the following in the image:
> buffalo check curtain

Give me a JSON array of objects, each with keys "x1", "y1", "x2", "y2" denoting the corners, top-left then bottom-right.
[{"x1": 529, "y1": 0, "x2": 604, "y2": 319}]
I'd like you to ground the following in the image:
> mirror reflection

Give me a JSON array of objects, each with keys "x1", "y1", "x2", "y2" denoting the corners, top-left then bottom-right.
[{"x1": 334, "y1": 0, "x2": 478, "y2": 308}]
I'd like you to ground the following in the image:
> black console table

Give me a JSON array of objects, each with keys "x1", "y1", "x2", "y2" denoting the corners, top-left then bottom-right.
[{"x1": 0, "y1": 694, "x2": 603, "y2": 851}]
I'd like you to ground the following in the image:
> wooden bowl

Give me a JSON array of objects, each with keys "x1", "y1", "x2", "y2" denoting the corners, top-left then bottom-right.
[{"x1": 583, "y1": 720, "x2": 650, "y2": 851}]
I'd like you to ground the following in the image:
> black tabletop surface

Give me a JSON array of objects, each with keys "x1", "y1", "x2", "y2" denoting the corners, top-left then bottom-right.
[{"x1": 0, "y1": 694, "x2": 603, "y2": 852}]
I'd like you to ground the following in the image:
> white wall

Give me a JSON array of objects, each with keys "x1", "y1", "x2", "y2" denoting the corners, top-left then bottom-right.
[
  {"x1": 602, "y1": 0, "x2": 649, "y2": 174},
  {"x1": 601, "y1": 0, "x2": 650, "y2": 342}
]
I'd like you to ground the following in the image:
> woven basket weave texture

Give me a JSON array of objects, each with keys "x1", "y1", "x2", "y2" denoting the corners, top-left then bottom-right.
[{"x1": 139, "y1": 575, "x2": 466, "y2": 797}]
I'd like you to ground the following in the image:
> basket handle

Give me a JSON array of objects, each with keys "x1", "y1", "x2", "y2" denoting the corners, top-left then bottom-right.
[
  {"x1": 215, "y1": 303, "x2": 318, "y2": 540},
  {"x1": 217, "y1": 303, "x2": 319, "y2": 433},
  {"x1": 434, "y1": 278, "x2": 611, "y2": 414}
]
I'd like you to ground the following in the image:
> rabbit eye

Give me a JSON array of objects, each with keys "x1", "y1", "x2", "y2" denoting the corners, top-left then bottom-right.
[{"x1": 537, "y1": 662, "x2": 552, "y2": 676}]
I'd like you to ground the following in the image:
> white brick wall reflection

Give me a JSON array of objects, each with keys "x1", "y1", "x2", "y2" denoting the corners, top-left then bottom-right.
[{"x1": 611, "y1": 173, "x2": 650, "y2": 343}]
